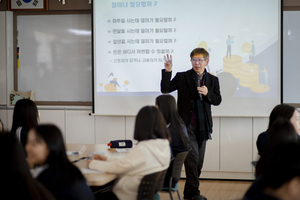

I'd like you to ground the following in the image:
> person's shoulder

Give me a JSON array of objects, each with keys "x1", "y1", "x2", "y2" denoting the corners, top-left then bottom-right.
[
  {"x1": 207, "y1": 72, "x2": 218, "y2": 79},
  {"x1": 257, "y1": 131, "x2": 269, "y2": 139},
  {"x1": 175, "y1": 69, "x2": 193, "y2": 76}
]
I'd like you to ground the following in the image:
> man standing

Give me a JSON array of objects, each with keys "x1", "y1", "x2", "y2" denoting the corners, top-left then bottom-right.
[
  {"x1": 226, "y1": 35, "x2": 234, "y2": 58},
  {"x1": 161, "y1": 48, "x2": 222, "y2": 200}
]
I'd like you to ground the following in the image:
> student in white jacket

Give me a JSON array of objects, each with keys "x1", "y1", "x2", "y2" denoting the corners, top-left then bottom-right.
[{"x1": 87, "y1": 106, "x2": 171, "y2": 200}]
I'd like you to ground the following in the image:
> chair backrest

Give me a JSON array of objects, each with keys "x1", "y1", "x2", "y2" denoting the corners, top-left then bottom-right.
[
  {"x1": 156, "y1": 168, "x2": 168, "y2": 191},
  {"x1": 137, "y1": 171, "x2": 163, "y2": 200},
  {"x1": 170, "y1": 151, "x2": 189, "y2": 179}
]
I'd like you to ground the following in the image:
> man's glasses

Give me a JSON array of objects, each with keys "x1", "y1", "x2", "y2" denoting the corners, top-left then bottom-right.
[{"x1": 191, "y1": 58, "x2": 206, "y2": 63}]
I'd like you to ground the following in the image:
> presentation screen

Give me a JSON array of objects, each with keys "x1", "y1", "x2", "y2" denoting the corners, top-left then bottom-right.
[{"x1": 93, "y1": 0, "x2": 281, "y2": 116}]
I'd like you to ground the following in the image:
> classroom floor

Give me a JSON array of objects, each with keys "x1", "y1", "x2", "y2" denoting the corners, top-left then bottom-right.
[{"x1": 158, "y1": 179, "x2": 252, "y2": 200}]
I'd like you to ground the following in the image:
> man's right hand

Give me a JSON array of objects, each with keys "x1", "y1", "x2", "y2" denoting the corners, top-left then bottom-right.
[{"x1": 164, "y1": 54, "x2": 172, "y2": 72}]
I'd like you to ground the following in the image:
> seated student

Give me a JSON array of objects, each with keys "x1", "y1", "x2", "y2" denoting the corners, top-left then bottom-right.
[
  {"x1": 256, "y1": 117, "x2": 299, "y2": 177},
  {"x1": 26, "y1": 124, "x2": 95, "y2": 200},
  {"x1": 256, "y1": 104, "x2": 300, "y2": 155},
  {"x1": 87, "y1": 106, "x2": 171, "y2": 200},
  {"x1": 11, "y1": 99, "x2": 39, "y2": 151},
  {"x1": 0, "y1": 132, "x2": 56, "y2": 200},
  {"x1": 244, "y1": 118, "x2": 299, "y2": 200},
  {"x1": 155, "y1": 94, "x2": 190, "y2": 157},
  {"x1": 244, "y1": 142, "x2": 300, "y2": 200},
  {"x1": 156, "y1": 94, "x2": 190, "y2": 188}
]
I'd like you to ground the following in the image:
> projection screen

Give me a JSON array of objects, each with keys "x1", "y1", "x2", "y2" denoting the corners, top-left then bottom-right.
[{"x1": 93, "y1": 0, "x2": 281, "y2": 116}]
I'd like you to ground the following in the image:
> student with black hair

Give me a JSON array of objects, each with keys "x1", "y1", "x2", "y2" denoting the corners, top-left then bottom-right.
[
  {"x1": 155, "y1": 94, "x2": 190, "y2": 157},
  {"x1": 256, "y1": 117, "x2": 299, "y2": 177},
  {"x1": 256, "y1": 104, "x2": 300, "y2": 155},
  {"x1": 87, "y1": 106, "x2": 171, "y2": 200},
  {"x1": 156, "y1": 94, "x2": 190, "y2": 188},
  {"x1": 244, "y1": 142, "x2": 300, "y2": 200},
  {"x1": 0, "y1": 132, "x2": 56, "y2": 200},
  {"x1": 245, "y1": 118, "x2": 299, "y2": 200},
  {"x1": 26, "y1": 124, "x2": 95, "y2": 200},
  {"x1": 11, "y1": 99, "x2": 39, "y2": 150}
]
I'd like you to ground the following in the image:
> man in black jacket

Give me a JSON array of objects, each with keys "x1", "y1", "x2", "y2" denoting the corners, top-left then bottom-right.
[{"x1": 161, "y1": 48, "x2": 222, "y2": 200}]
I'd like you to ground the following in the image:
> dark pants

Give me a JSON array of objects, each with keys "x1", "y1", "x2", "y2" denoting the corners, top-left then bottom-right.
[
  {"x1": 183, "y1": 124, "x2": 207, "y2": 198},
  {"x1": 226, "y1": 45, "x2": 231, "y2": 58}
]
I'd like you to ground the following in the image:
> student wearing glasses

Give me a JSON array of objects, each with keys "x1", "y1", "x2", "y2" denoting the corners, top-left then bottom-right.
[{"x1": 161, "y1": 48, "x2": 222, "y2": 200}]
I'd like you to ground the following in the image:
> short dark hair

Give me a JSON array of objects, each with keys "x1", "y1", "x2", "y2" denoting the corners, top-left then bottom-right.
[
  {"x1": 11, "y1": 99, "x2": 38, "y2": 135},
  {"x1": 268, "y1": 104, "x2": 296, "y2": 130},
  {"x1": 32, "y1": 124, "x2": 84, "y2": 184},
  {"x1": 190, "y1": 48, "x2": 209, "y2": 60},
  {"x1": 257, "y1": 142, "x2": 300, "y2": 189},
  {"x1": 134, "y1": 106, "x2": 171, "y2": 142}
]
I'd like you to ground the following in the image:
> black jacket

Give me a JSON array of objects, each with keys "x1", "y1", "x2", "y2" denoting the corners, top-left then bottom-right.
[
  {"x1": 37, "y1": 167, "x2": 95, "y2": 200},
  {"x1": 161, "y1": 69, "x2": 221, "y2": 132}
]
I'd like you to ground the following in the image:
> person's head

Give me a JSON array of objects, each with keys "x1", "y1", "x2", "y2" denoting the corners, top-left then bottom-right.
[
  {"x1": 268, "y1": 104, "x2": 300, "y2": 134},
  {"x1": 269, "y1": 117, "x2": 298, "y2": 147},
  {"x1": 26, "y1": 124, "x2": 65, "y2": 166},
  {"x1": 155, "y1": 94, "x2": 178, "y2": 124},
  {"x1": 0, "y1": 132, "x2": 54, "y2": 199},
  {"x1": 228, "y1": 35, "x2": 230, "y2": 38},
  {"x1": 258, "y1": 143, "x2": 300, "y2": 200},
  {"x1": 155, "y1": 95, "x2": 189, "y2": 150},
  {"x1": 11, "y1": 99, "x2": 38, "y2": 134},
  {"x1": 190, "y1": 48, "x2": 209, "y2": 75},
  {"x1": 134, "y1": 106, "x2": 170, "y2": 142},
  {"x1": 26, "y1": 124, "x2": 83, "y2": 184}
]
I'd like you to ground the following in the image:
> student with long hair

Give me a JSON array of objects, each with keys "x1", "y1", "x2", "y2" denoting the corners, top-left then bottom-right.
[
  {"x1": 0, "y1": 132, "x2": 56, "y2": 200},
  {"x1": 244, "y1": 142, "x2": 300, "y2": 200},
  {"x1": 11, "y1": 99, "x2": 39, "y2": 150},
  {"x1": 256, "y1": 104, "x2": 300, "y2": 155},
  {"x1": 256, "y1": 117, "x2": 298, "y2": 177},
  {"x1": 26, "y1": 124, "x2": 95, "y2": 200},
  {"x1": 156, "y1": 94, "x2": 190, "y2": 188},
  {"x1": 156, "y1": 94, "x2": 190, "y2": 156},
  {"x1": 87, "y1": 106, "x2": 171, "y2": 200},
  {"x1": 244, "y1": 118, "x2": 299, "y2": 200}
]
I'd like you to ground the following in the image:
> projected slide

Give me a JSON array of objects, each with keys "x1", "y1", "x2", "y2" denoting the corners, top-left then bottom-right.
[{"x1": 93, "y1": 0, "x2": 280, "y2": 116}]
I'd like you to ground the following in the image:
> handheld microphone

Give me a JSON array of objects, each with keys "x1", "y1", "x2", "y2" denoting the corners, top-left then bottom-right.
[{"x1": 196, "y1": 74, "x2": 203, "y2": 101}]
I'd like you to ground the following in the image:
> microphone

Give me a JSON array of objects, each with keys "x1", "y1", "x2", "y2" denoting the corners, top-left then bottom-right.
[{"x1": 196, "y1": 74, "x2": 203, "y2": 101}]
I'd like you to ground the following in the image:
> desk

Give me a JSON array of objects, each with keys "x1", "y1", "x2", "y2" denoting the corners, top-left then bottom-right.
[{"x1": 66, "y1": 144, "x2": 128, "y2": 186}]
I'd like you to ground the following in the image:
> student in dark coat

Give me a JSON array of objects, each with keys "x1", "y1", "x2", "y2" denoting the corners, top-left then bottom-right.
[
  {"x1": 26, "y1": 124, "x2": 95, "y2": 200},
  {"x1": 156, "y1": 94, "x2": 190, "y2": 188},
  {"x1": 256, "y1": 104, "x2": 300, "y2": 155},
  {"x1": 0, "y1": 132, "x2": 56, "y2": 200},
  {"x1": 244, "y1": 142, "x2": 300, "y2": 200}
]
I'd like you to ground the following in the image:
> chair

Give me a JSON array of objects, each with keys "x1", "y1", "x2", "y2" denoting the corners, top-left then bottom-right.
[
  {"x1": 160, "y1": 151, "x2": 189, "y2": 200},
  {"x1": 137, "y1": 171, "x2": 163, "y2": 200}
]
